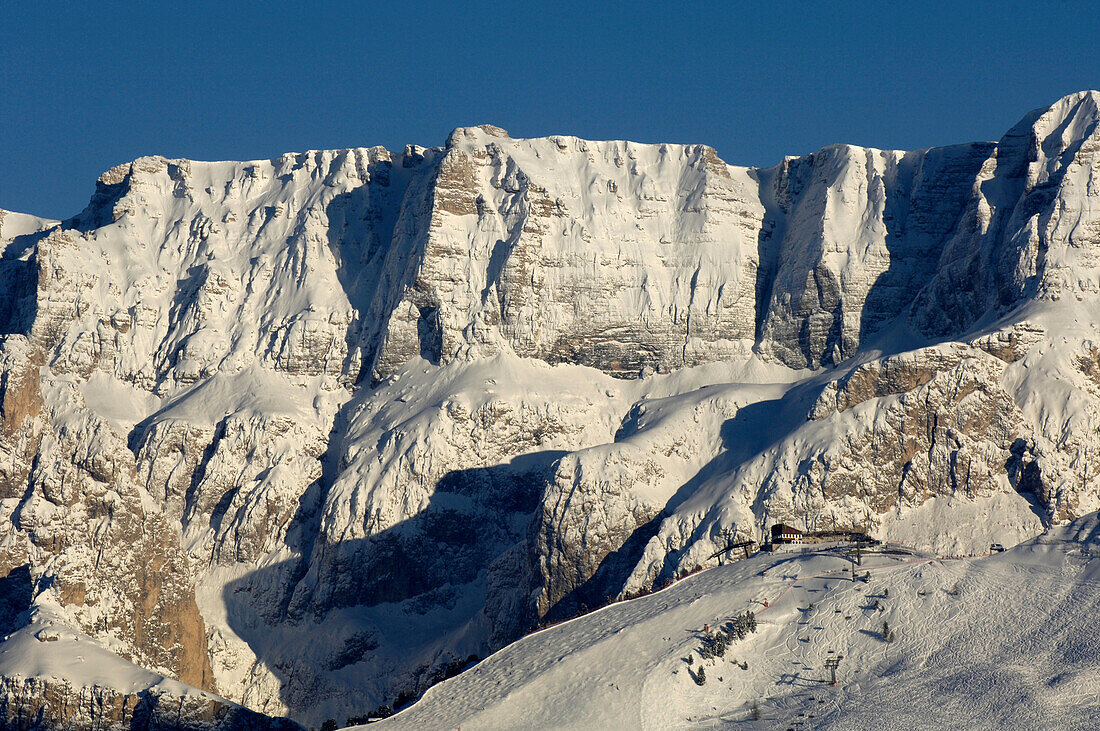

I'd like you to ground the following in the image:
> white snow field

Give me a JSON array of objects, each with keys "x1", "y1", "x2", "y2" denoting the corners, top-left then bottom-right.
[{"x1": 377, "y1": 513, "x2": 1100, "y2": 730}]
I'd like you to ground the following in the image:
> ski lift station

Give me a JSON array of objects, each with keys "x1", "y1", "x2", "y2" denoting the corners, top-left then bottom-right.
[{"x1": 768, "y1": 523, "x2": 877, "y2": 548}]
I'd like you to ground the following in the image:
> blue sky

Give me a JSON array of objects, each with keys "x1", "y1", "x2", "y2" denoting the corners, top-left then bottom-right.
[{"x1": 3, "y1": 1, "x2": 1098, "y2": 219}]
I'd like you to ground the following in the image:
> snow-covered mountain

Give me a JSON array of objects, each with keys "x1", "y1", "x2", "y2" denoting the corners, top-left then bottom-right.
[{"x1": 1, "y1": 90, "x2": 1100, "y2": 727}]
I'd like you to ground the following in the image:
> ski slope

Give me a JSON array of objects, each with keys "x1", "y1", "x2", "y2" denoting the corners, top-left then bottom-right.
[{"x1": 375, "y1": 514, "x2": 1100, "y2": 730}]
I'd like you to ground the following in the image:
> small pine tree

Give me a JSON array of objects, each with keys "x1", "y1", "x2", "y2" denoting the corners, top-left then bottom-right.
[
  {"x1": 695, "y1": 665, "x2": 707, "y2": 685},
  {"x1": 320, "y1": 720, "x2": 338, "y2": 731},
  {"x1": 700, "y1": 630, "x2": 729, "y2": 660}
]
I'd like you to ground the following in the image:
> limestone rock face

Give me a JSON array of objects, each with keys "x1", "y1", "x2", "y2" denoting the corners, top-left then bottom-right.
[
  {"x1": 757, "y1": 142, "x2": 992, "y2": 368},
  {"x1": 0, "y1": 342, "x2": 215, "y2": 690},
  {"x1": 913, "y1": 91, "x2": 1100, "y2": 334},
  {"x1": 2, "y1": 92, "x2": 1100, "y2": 727},
  {"x1": 365, "y1": 128, "x2": 768, "y2": 381},
  {"x1": 0, "y1": 676, "x2": 302, "y2": 731}
]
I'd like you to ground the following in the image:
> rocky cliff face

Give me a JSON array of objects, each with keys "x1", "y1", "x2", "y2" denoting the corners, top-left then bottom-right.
[
  {"x1": 0, "y1": 676, "x2": 300, "y2": 731},
  {"x1": 2, "y1": 91, "x2": 1100, "y2": 727}
]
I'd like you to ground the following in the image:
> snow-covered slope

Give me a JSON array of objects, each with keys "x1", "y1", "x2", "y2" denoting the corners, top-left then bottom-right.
[
  {"x1": 379, "y1": 513, "x2": 1100, "y2": 730},
  {"x1": 1, "y1": 91, "x2": 1100, "y2": 726}
]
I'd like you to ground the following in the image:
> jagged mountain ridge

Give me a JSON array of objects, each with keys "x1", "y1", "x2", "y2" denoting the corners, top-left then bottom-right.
[{"x1": 1, "y1": 91, "x2": 1099, "y2": 726}]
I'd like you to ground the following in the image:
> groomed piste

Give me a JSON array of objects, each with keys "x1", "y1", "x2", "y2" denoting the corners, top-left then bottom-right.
[{"x1": 378, "y1": 513, "x2": 1100, "y2": 730}]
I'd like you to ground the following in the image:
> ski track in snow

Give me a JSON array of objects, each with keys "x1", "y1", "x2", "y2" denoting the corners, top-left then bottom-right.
[{"x1": 376, "y1": 522, "x2": 1100, "y2": 730}]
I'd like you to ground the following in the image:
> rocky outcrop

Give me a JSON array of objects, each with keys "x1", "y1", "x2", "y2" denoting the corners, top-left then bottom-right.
[
  {"x1": 0, "y1": 676, "x2": 302, "y2": 731},
  {"x1": 806, "y1": 348, "x2": 1023, "y2": 513},
  {"x1": 0, "y1": 368, "x2": 216, "y2": 690}
]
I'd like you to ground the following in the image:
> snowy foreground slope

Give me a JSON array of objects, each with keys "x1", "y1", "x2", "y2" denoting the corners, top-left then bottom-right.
[
  {"x1": 380, "y1": 514, "x2": 1100, "y2": 730},
  {"x1": 1, "y1": 91, "x2": 1100, "y2": 726}
]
